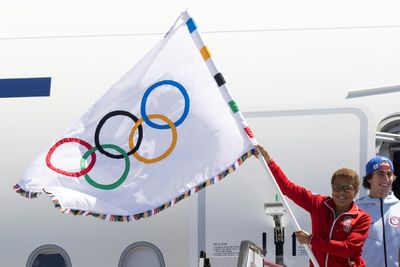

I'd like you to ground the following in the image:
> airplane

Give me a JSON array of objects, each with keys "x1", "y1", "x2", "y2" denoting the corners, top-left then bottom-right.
[{"x1": 1, "y1": 11, "x2": 400, "y2": 267}]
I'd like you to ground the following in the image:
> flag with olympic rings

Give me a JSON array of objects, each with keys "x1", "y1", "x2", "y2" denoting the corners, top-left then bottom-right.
[{"x1": 14, "y1": 12, "x2": 255, "y2": 221}]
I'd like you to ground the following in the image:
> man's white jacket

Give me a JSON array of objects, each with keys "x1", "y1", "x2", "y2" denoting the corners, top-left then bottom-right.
[{"x1": 356, "y1": 192, "x2": 400, "y2": 267}]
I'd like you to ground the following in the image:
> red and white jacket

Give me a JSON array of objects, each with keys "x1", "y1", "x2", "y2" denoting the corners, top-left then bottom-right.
[{"x1": 268, "y1": 160, "x2": 371, "y2": 267}]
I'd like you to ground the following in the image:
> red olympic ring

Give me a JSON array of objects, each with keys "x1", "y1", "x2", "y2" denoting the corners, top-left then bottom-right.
[{"x1": 46, "y1": 137, "x2": 97, "y2": 177}]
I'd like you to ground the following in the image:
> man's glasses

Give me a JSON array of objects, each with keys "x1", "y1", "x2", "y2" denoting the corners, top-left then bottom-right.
[{"x1": 332, "y1": 184, "x2": 355, "y2": 193}]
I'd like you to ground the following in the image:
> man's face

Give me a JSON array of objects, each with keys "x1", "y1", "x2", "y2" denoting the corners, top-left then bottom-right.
[{"x1": 369, "y1": 169, "x2": 394, "y2": 197}]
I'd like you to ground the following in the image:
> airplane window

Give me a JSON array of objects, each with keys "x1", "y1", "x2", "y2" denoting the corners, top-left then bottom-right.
[
  {"x1": 118, "y1": 241, "x2": 165, "y2": 267},
  {"x1": 27, "y1": 245, "x2": 71, "y2": 267}
]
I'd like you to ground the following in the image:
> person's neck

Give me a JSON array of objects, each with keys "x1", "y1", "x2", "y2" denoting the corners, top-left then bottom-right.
[
  {"x1": 335, "y1": 205, "x2": 351, "y2": 216},
  {"x1": 369, "y1": 190, "x2": 390, "y2": 199}
]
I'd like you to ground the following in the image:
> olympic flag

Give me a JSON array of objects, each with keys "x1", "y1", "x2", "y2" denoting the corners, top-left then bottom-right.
[{"x1": 14, "y1": 12, "x2": 255, "y2": 221}]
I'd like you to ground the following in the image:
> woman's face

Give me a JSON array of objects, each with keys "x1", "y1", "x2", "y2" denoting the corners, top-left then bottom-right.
[
  {"x1": 331, "y1": 176, "x2": 357, "y2": 212},
  {"x1": 369, "y1": 170, "x2": 394, "y2": 198}
]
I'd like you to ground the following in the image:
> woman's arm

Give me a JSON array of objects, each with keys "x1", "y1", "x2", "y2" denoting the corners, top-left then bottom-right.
[{"x1": 255, "y1": 145, "x2": 315, "y2": 212}]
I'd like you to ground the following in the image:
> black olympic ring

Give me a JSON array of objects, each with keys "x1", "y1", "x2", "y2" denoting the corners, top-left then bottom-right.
[{"x1": 94, "y1": 110, "x2": 143, "y2": 159}]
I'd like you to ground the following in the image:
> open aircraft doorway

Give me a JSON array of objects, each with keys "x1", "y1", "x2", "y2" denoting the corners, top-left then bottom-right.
[{"x1": 376, "y1": 112, "x2": 400, "y2": 198}]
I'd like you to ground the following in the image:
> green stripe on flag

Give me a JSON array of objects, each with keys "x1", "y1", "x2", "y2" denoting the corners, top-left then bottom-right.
[{"x1": 229, "y1": 100, "x2": 239, "y2": 113}]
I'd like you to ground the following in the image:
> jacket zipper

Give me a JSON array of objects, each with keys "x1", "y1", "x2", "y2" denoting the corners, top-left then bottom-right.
[
  {"x1": 325, "y1": 208, "x2": 354, "y2": 267},
  {"x1": 325, "y1": 208, "x2": 339, "y2": 267},
  {"x1": 380, "y1": 198, "x2": 388, "y2": 267}
]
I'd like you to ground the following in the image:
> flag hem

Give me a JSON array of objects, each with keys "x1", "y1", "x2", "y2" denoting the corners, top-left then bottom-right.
[
  {"x1": 13, "y1": 149, "x2": 254, "y2": 222},
  {"x1": 13, "y1": 184, "x2": 40, "y2": 198}
]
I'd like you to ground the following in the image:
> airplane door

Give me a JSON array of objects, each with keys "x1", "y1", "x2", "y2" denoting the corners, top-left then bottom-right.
[{"x1": 203, "y1": 104, "x2": 375, "y2": 267}]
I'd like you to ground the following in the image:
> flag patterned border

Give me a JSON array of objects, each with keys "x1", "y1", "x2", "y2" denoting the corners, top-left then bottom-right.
[{"x1": 13, "y1": 149, "x2": 254, "y2": 222}]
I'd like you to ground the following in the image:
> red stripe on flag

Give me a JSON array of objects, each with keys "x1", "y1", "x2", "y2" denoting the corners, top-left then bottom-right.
[{"x1": 244, "y1": 127, "x2": 254, "y2": 138}]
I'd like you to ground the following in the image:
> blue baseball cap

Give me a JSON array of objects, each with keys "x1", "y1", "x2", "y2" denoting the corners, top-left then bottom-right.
[{"x1": 365, "y1": 155, "x2": 394, "y2": 176}]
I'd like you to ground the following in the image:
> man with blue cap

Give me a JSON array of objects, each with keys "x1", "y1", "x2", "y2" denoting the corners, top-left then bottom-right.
[{"x1": 356, "y1": 155, "x2": 400, "y2": 267}]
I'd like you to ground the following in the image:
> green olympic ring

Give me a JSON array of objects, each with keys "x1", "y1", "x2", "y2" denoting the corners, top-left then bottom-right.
[{"x1": 80, "y1": 144, "x2": 130, "y2": 190}]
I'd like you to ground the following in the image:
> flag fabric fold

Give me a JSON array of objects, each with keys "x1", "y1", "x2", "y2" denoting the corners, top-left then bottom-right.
[{"x1": 14, "y1": 12, "x2": 255, "y2": 221}]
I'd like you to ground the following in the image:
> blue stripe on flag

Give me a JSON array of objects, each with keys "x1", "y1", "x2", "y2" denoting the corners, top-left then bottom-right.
[
  {"x1": 186, "y1": 18, "x2": 197, "y2": 33},
  {"x1": 0, "y1": 77, "x2": 51, "y2": 98}
]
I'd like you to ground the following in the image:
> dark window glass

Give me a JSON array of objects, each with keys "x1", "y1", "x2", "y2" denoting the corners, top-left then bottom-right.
[{"x1": 32, "y1": 253, "x2": 67, "y2": 267}]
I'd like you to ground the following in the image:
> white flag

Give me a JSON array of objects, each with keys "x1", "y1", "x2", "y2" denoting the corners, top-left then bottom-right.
[{"x1": 15, "y1": 13, "x2": 255, "y2": 221}]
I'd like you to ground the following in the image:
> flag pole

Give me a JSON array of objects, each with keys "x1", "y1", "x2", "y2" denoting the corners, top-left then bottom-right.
[
  {"x1": 257, "y1": 155, "x2": 319, "y2": 267},
  {"x1": 180, "y1": 10, "x2": 320, "y2": 267}
]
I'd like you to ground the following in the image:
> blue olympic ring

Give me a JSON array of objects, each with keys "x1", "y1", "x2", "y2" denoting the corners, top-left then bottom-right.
[{"x1": 140, "y1": 80, "x2": 190, "y2": 129}]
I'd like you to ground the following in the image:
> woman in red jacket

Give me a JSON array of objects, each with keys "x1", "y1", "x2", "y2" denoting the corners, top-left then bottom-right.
[{"x1": 255, "y1": 145, "x2": 370, "y2": 267}]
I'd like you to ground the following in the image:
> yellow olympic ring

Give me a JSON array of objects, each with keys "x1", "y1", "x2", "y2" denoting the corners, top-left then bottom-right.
[{"x1": 129, "y1": 114, "x2": 177, "y2": 164}]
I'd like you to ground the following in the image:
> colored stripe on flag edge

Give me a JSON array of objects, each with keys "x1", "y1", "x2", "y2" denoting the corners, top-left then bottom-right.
[
  {"x1": 13, "y1": 184, "x2": 40, "y2": 198},
  {"x1": 13, "y1": 149, "x2": 255, "y2": 222}
]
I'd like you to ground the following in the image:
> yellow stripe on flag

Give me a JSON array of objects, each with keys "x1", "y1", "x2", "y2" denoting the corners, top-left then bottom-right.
[{"x1": 200, "y1": 46, "x2": 211, "y2": 61}]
